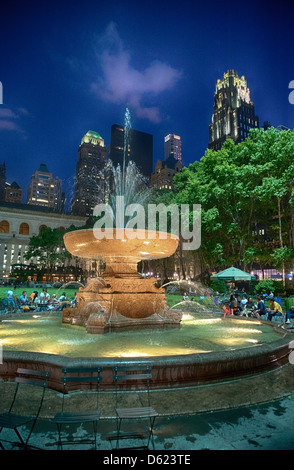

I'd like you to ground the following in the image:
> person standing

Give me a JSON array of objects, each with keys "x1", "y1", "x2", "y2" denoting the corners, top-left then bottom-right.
[{"x1": 6, "y1": 289, "x2": 16, "y2": 312}]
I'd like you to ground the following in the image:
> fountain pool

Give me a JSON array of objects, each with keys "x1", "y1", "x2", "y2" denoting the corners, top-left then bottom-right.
[{"x1": 0, "y1": 311, "x2": 292, "y2": 391}]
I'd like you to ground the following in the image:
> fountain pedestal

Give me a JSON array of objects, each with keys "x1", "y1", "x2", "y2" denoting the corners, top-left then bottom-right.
[{"x1": 62, "y1": 228, "x2": 181, "y2": 333}]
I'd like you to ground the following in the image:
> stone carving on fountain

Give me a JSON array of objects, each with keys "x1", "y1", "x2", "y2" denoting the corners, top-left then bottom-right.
[{"x1": 62, "y1": 228, "x2": 181, "y2": 333}]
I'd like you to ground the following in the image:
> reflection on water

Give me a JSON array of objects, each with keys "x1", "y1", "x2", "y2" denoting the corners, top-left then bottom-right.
[{"x1": 0, "y1": 313, "x2": 281, "y2": 358}]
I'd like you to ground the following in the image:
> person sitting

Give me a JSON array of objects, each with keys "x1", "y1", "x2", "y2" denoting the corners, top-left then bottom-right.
[
  {"x1": 35, "y1": 288, "x2": 50, "y2": 311},
  {"x1": 243, "y1": 297, "x2": 255, "y2": 316},
  {"x1": 48, "y1": 294, "x2": 60, "y2": 310},
  {"x1": 267, "y1": 298, "x2": 283, "y2": 321},
  {"x1": 222, "y1": 303, "x2": 231, "y2": 317},
  {"x1": 71, "y1": 292, "x2": 78, "y2": 307},
  {"x1": 58, "y1": 292, "x2": 67, "y2": 302},
  {"x1": 29, "y1": 290, "x2": 38, "y2": 303},
  {"x1": 241, "y1": 295, "x2": 248, "y2": 309},
  {"x1": 254, "y1": 296, "x2": 267, "y2": 319},
  {"x1": 19, "y1": 291, "x2": 29, "y2": 306}
]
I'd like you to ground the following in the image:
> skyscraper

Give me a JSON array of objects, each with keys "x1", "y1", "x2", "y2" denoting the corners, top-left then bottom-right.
[
  {"x1": 109, "y1": 124, "x2": 153, "y2": 178},
  {"x1": 27, "y1": 163, "x2": 63, "y2": 211},
  {"x1": 209, "y1": 70, "x2": 259, "y2": 151},
  {"x1": 72, "y1": 131, "x2": 106, "y2": 217},
  {"x1": 164, "y1": 134, "x2": 182, "y2": 162}
]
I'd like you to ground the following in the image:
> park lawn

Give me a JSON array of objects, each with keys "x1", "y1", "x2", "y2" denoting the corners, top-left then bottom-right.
[
  {"x1": 0, "y1": 286, "x2": 76, "y2": 302},
  {"x1": 0, "y1": 287, "x2": 215, "y2": 308}
]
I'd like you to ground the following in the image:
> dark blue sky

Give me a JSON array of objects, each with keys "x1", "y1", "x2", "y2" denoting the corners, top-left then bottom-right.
[{"x1": 0, "y1": 0, "x2": 293, "y2": 207}]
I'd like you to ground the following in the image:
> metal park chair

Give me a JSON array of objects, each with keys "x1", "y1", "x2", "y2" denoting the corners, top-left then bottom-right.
[
  {"x1": 52, "y1": 366, "x2": 103, "y2": 450},
  {"x1": 112, "y1": 364, "x2": 158, "y2": 450},
  {"x1": 0, "y1": 368, "x2": 50, "y2": 450}
]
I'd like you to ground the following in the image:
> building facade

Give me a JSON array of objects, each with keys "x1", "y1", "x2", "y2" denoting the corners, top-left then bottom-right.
[
  {"x1": 27, "y1": 163, "x2": 64, "y2": 211},
  {"x1": 0, "y1": 202, "x2": 86, "y2": 279},
  {"x1": 4, "y1": 182, "x2": 22, "y2": 204},
  {"x1": 151, "y1": 156, "x2": 183, "y2": 190},
  {"x1": 71, "y1": 131, "x2": 106, "y2": 217},
  {"x1": 209, "y1": 70, "x2": 259, "y2": 151},
  {"x1": 109, "y1": 124, "x2": 153, "y2": 179},
  {"x1": 0, "y1": 163, "x2": 6, "y2": 201},
  {"x1": 164, "y1": 134, "x2": 182, "y2": 162}
]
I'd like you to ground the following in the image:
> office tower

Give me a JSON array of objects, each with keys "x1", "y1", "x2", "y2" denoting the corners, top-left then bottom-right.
[
  {"x1": 27, "y1": 163, "x2": 63, "y2": 211},
  {"x1": 109, "y1": 124, "x2": 153, "y2": 178},
  {"x1": 164, "y1": 134, "x2": 182, "y2": 162},
  {"x1": 151, "y1": 156, "x2": 183, "y2": 190},
  {"x1": 209, "y1": 70, "x2": 259, "y2": 151},
  {"x1": 72, "y1": 130, "x2": 106, "y2": 217},
  {"x1": 4, "y1": 181, "x2": 22, "y2": 203}
]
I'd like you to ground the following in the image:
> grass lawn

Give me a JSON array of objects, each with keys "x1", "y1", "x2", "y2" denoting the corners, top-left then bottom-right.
[
  {"x1": 0, "y1": 287, "x2": 216, "y2": 309},
  {"x1": 0, "y1": 286, "x2": 77, "y2": 302}
]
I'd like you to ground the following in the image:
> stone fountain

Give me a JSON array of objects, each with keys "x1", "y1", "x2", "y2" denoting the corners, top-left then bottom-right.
[{"x1": 62, "y1": 228, "x2": 181, "y2": 333}]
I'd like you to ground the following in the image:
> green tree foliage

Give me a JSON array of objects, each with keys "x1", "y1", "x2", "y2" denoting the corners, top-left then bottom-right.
[
  {"x1": 173, "y1": 127, "x2": 294, "y2": 283},
  {"x1": 24, "y1": 227, "x2": 71, "y2": 280}
]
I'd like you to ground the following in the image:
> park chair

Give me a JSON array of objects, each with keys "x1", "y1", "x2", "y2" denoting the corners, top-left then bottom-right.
[
  {"x1": 52, "y1": 366, "x2": 103, "y2": 450},
  {"x1": 0, "y1": 368, "x2": 50, "y2": 450},
  {"x1": 112, "y1": 364, "x2": 158, "y2": 450}
]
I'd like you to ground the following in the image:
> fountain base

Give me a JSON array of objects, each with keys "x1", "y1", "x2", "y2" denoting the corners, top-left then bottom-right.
[{"x1": 62, "y1": 276, "x2": 182, "y2": 333}]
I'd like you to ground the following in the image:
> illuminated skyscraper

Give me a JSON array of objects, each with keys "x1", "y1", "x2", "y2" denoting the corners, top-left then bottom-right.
[
  {"x1": 209, "y1": 70, "x2": 259, "y2": 151},
  {"x1": 72, "y1": 131, "x2": 106, "y2": 217},
  {"x1": 27, "y1": 163, "x2": 63, "y2": 211},
  {"x1": 164, "y1": 134, "x2": 182, "y2": 162}
]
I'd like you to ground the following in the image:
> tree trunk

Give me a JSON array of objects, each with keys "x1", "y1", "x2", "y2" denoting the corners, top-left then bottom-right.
[{"x1": 277, "y1": 197, "x2": 286, "y2": 287}]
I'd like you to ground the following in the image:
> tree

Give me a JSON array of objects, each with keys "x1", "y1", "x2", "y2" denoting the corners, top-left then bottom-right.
[
  {"x1": 24, "y1": 227, "x2": 71, "y2": 281},
  {"x1": 173, "y1": 127, "x2": 294, "y2": 280}
]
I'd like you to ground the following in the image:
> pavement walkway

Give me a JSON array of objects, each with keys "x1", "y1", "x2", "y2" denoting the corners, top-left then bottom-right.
[{"x1": 1, "y1": 361, "x2": 294, "y2": 452}]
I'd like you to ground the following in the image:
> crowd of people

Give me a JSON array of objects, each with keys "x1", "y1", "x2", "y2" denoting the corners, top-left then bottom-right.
[
  {"x1": 220, "y1": 293, "x2": 289, "y2": 322},
  {"x1": 4, "y1": 288, "x2": 78, "y2": 313}
]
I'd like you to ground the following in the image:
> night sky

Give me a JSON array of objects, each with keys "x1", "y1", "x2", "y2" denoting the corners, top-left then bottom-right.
[{"x1": 0, "y1": 0, "x2": 293, "y2": 208}]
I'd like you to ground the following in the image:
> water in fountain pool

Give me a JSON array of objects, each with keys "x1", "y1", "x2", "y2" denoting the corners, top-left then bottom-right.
[{"x1": 0, "y1": 312, "x2": 282, "y2": 358}]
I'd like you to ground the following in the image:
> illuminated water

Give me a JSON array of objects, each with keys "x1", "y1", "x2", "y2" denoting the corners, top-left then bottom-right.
[{"x1": 0, "y1": 313, "x2": 281, "y2": 358}]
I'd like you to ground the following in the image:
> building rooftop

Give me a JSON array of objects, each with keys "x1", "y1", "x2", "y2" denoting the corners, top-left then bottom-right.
[{"x1": 38, "y1": 163, "x2": 50, "y2": 173}]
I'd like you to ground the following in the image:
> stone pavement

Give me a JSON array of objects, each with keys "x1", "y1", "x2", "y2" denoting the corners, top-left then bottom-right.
[{"x1": 1, "y1": 362, "x2": 294, "y2": 452}]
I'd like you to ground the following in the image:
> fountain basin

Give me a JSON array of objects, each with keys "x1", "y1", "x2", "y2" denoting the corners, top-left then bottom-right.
[{"x1": 0, "y1": 313, "x2": 292, "y2": 392}]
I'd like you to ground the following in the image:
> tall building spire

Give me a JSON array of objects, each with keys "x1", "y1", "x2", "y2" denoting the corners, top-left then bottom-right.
[{"x1": 209, "y1": 70, "x2": 259, "y2": 151}]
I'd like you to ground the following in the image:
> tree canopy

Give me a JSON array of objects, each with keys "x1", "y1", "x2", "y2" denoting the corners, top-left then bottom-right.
[{"x1": 172, "y1": 127, "x2": 294, "y2": 283}]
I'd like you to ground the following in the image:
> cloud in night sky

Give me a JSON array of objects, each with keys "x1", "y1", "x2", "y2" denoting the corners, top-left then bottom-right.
[
  {"x1": 91, "y1": 22, "x2": 183, "y2": 123},
  {"x1": 0, "y1": 107, "x2": 28, "y2": 133}
]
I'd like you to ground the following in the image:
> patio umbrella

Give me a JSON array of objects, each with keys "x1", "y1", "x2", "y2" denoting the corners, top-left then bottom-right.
[{"x1": 210, "y1": 266, "x2": 255, "y2": 281}]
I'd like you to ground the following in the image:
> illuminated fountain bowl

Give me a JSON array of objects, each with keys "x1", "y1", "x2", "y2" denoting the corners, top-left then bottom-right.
[
  {"x1": 62, "y1": 228, "x2": 180, "y2": 330},
  {"x1": 0, "y1": 313, "x2": 292, "y2": 393},
  {"x1": 63, "y1": 228, "x2": 179, "y2": 265}
]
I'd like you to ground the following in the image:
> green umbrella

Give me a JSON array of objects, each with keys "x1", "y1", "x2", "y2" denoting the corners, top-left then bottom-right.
[{"x1": 210, "y1": 266, "x2": 256, "y2": 281}]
